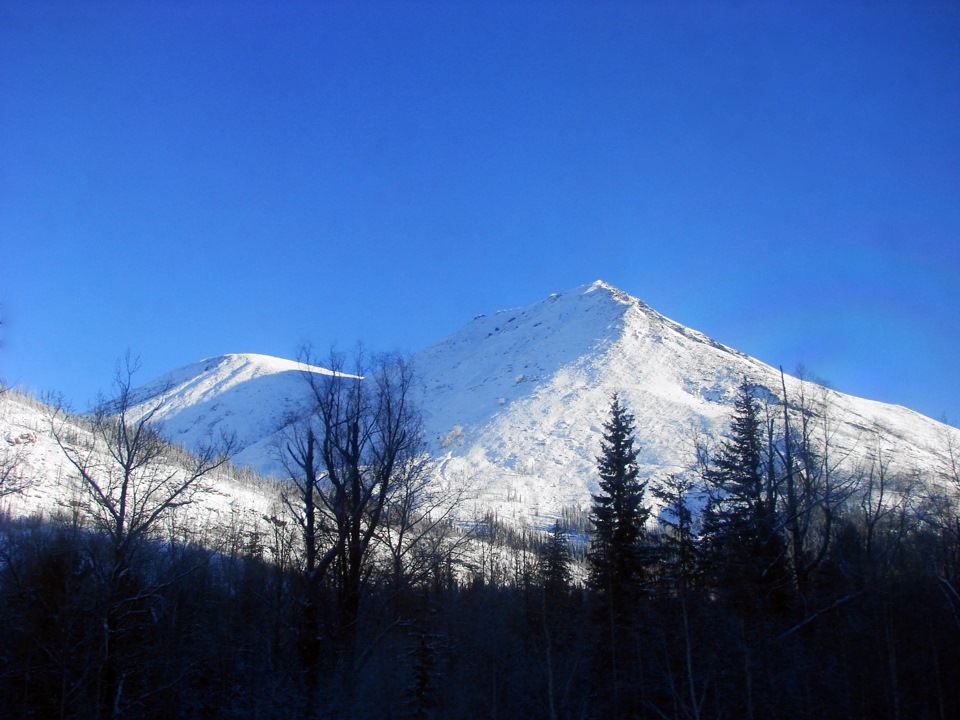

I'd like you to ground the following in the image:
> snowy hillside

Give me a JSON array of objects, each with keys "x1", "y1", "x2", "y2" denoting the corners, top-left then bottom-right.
[
  {"x1": 412, "y1": 281, "x2": 960, "y2": 524},
  {"x1": 0, "y1": 388, "x2": 281, "y2": 534},
  {"x1": 130, "y1": 353, "x2": 343, "y2": 473},
  {"x1": 118, "y1": 281, "x2": 959, "y2": 528}
]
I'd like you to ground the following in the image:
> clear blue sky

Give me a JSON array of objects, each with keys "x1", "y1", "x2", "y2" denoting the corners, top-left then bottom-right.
[{"x1": 2, "y1": 1, "x2": 958, "y2": 423}]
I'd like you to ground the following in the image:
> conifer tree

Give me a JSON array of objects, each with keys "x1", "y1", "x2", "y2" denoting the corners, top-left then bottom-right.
[
  {"x1": 588, "y1": 393, "x2": 650, "y2": 602},
  {"x1": 539, "y1": 520, "x2": 573, "y2": 594},
  {"x1": 587, "y1": 394, "x2": 650, "y2": 718},
  {"x1": 700, "y1": 379, "x2": 790, "y2": 613}
]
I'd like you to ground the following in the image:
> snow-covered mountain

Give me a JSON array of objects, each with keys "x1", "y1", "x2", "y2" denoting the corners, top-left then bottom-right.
[
  {"x1": 411, "y1": 280, "x2": 959, "y2": 523},
  {"x1": 128, "y1": 353, "x2": 343, "y2": 473},
  {"x1": 0, "y1": 387, "x2": 280, "y2": 530},
  {"x1": 126, "y1": 281, "x2": 959, "y2": 527}
]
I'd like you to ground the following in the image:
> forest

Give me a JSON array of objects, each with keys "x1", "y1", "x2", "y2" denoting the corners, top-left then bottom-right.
[{"x1": 0, "y1": 356, "x2": 958, "y2": 719}]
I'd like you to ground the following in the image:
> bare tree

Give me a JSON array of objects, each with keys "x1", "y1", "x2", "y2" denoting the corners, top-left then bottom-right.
[
  {"x1": 776, "y1": 369, "x2": 855, "y2": 593},
  {"x1": 50, "y1": 355, "x2": 233, "y2": 719},
  {"x1": 0, "y1": 383, "x2": 36, "y2": 499},
  {"x1": 922, "y1": 428, "x2": 960, "y2": 608},
  {"x1": 855, "y1": 440, "x2": 917, "y2": 584},
  {"x1": 53, "y1": 357, "x2": 232, "y2": 569},
  {"x1": 280, "y1": 417, "x2": 328, "y2": 681},
  {"x1": 283, "y1": 347, "x2": 428, "y2": 684},
  {"x1": 375, "y1": 453, "x2": 471, "y2": 598},
  {"x1": 0, "y1": 441, "x2": 27, "y2": 498}
]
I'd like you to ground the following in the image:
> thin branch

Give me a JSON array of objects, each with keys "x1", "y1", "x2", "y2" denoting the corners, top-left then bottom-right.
[{"x1": 776, "y1": 591, "x2": 864, "y2": 640}]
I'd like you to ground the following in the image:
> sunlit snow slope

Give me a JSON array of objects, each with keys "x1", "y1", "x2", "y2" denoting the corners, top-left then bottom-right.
[
  {"x1": 413, "y1": 281, "x2": 959, "y2": 524},
  {"x1": 0, "y1": 388, "x2": 279, "y2": 529},
  {"x1": 128, "y1": 282, "x2": 959, "y2": 527},
  {"x1": 131, "y1": 353, "x2": 340, "y2": 473}
]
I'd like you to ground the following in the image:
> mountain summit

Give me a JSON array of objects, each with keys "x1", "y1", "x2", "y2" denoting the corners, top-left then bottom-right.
[
  {"x1": 412, "y1": 280, "x2": 748, "y2": 440},
  {"x1": 134, "y1": 282, "x2": 959, "y2": 525},
  {"x1": 131, "y1": 353, "x2": 340, "y2": 471}
]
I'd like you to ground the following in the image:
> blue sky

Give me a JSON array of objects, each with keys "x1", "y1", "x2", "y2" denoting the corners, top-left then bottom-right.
[{"x1": 2, "y1": 1, "x2": 959, "y2": 423}]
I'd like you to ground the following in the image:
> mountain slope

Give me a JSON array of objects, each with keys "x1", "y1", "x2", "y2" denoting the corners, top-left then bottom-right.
[
  {"x1": 130, "y1": 353, "x2": 340, "y2": 473},
  {"x1": 129, "y1": 282, "x2": 960, "y2": 526},
  {"x1": 0, "y1": 387, "x2": 279, "y2": 529},
  {"x1": 413, "y1": 281, "x2": 960, "y2": 523}
]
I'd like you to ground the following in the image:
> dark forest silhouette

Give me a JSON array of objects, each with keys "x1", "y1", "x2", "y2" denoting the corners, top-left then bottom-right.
[{"x1": 1, "y1": 367, "x2": 958, "y2": 719}]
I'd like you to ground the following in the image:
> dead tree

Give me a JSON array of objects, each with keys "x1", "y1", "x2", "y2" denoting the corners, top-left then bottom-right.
[
  {"x1": 284, "y1": 348, "x2": 427, "y2": 687},
  {"x1": 51, "y1": 355, "x2": 232, "y2": 719},
  {"x1": 776, "y1": 369, "x2": 855, "y2": 594}
]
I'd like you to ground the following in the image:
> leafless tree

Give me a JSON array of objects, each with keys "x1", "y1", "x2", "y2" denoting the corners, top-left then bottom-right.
[
  {"x1": 283, "y1": 347, "x2": 431, "y2": 686},
  {"x1": 922, "y1": 428, "x2": 960, "y2": 613},
  {"x1": 0, "y1": 383, "x2": 36, "y2": 499},
  {"x1": 50, "y1": 355, "x2": 233, "y2": 719},
  {"x1": 375, "y1": 454, "x2": 471, "y2": 598},
  {"x1": 854, "y1": 440, "x2": 918, "y2": 584},
  {"x1": 775, "y1": 369, "x2": 856, "y2": 593},
  {"x1": 52, "y1": 356, "x2": 232, "y2": 568}
]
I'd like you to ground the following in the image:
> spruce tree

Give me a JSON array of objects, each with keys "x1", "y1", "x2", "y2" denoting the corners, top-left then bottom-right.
[
  {"x1": 587, "y1": 394, "x2": 650, "y2": 718},
  {"x1": 588, "y1": 393, "x2": 649, "y2": 603},
  {"x1": 539, "y1": 520, "x2": 573, "y2": 594},
  {"x1": 700, "y1": 379, "x2": 790, "y2": 613}
]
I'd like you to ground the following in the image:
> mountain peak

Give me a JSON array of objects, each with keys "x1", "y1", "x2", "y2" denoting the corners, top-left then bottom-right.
[
  {"x1": 560, "y1": 279, "x2": 633, "y2": 306},
  {"x1": 126, "y1": 282, "x2": 960, "y2": 526},
  {"x1": 411, "y1": 282, "x2": 640, "y2": 432},
  {"x1": 201, "y1": 352, "x2": 336, "y2": 378},
  {"x1": 583, "y1": 278, "x2": 621, "y2": 295}
]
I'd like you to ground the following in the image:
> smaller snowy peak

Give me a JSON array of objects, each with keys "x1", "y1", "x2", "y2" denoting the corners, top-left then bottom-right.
[
  {"x1": 215, "y1": 353, "x2": 337, "y2": 377},
  {"x1": 136, "y1": 353, "x2": 336, "y2": 406},
  {"x1": 128, "y1": 353, "x2": 343, "y2": 476},
  {"x1": 187, "y1": 353, "x2": 338, "y2": 383}
]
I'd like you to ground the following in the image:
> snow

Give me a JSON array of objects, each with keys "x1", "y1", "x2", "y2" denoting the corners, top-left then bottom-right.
[
  {"x1": 4, "y1": 282, "x2": 958, "y2": 532},
  {"x1": 130, "y1": 353, "x2": 347, "y2": 474},
  {"x1": 0, "y1": 388, "x2": 281, "y2": 535}
]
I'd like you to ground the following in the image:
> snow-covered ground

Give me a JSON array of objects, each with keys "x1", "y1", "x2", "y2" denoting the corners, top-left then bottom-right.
[{"x1": 0, "y1": 388, "x2": 282, "y2": 541}]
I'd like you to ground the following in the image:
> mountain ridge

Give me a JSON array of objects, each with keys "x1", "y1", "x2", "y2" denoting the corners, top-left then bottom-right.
[
  {"x1": 128, "y1": 353, "x2": 342, "y2": 471},
  {"x1": 127, "y1": 281, "x2": 959, "y2": 525}
]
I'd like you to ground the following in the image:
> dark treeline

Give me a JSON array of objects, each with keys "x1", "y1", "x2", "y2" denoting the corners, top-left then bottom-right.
[{"x1": 1, "y1": 365, "x2": 959, "y2": 719}]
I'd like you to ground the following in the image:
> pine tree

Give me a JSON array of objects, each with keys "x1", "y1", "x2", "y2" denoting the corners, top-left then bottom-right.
[
  {"x1": 700, "y1": 379, "x2": 790, "y2": 613},
  {"x1": 587, "y1": 394, "x2": 650, "y2": 718},
  {"x1": 539, "y1": 520, "x2": 573, "y2": 594},
  {"x1": 588, "y1": 393, "x2": 650, "y2": 603}
]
